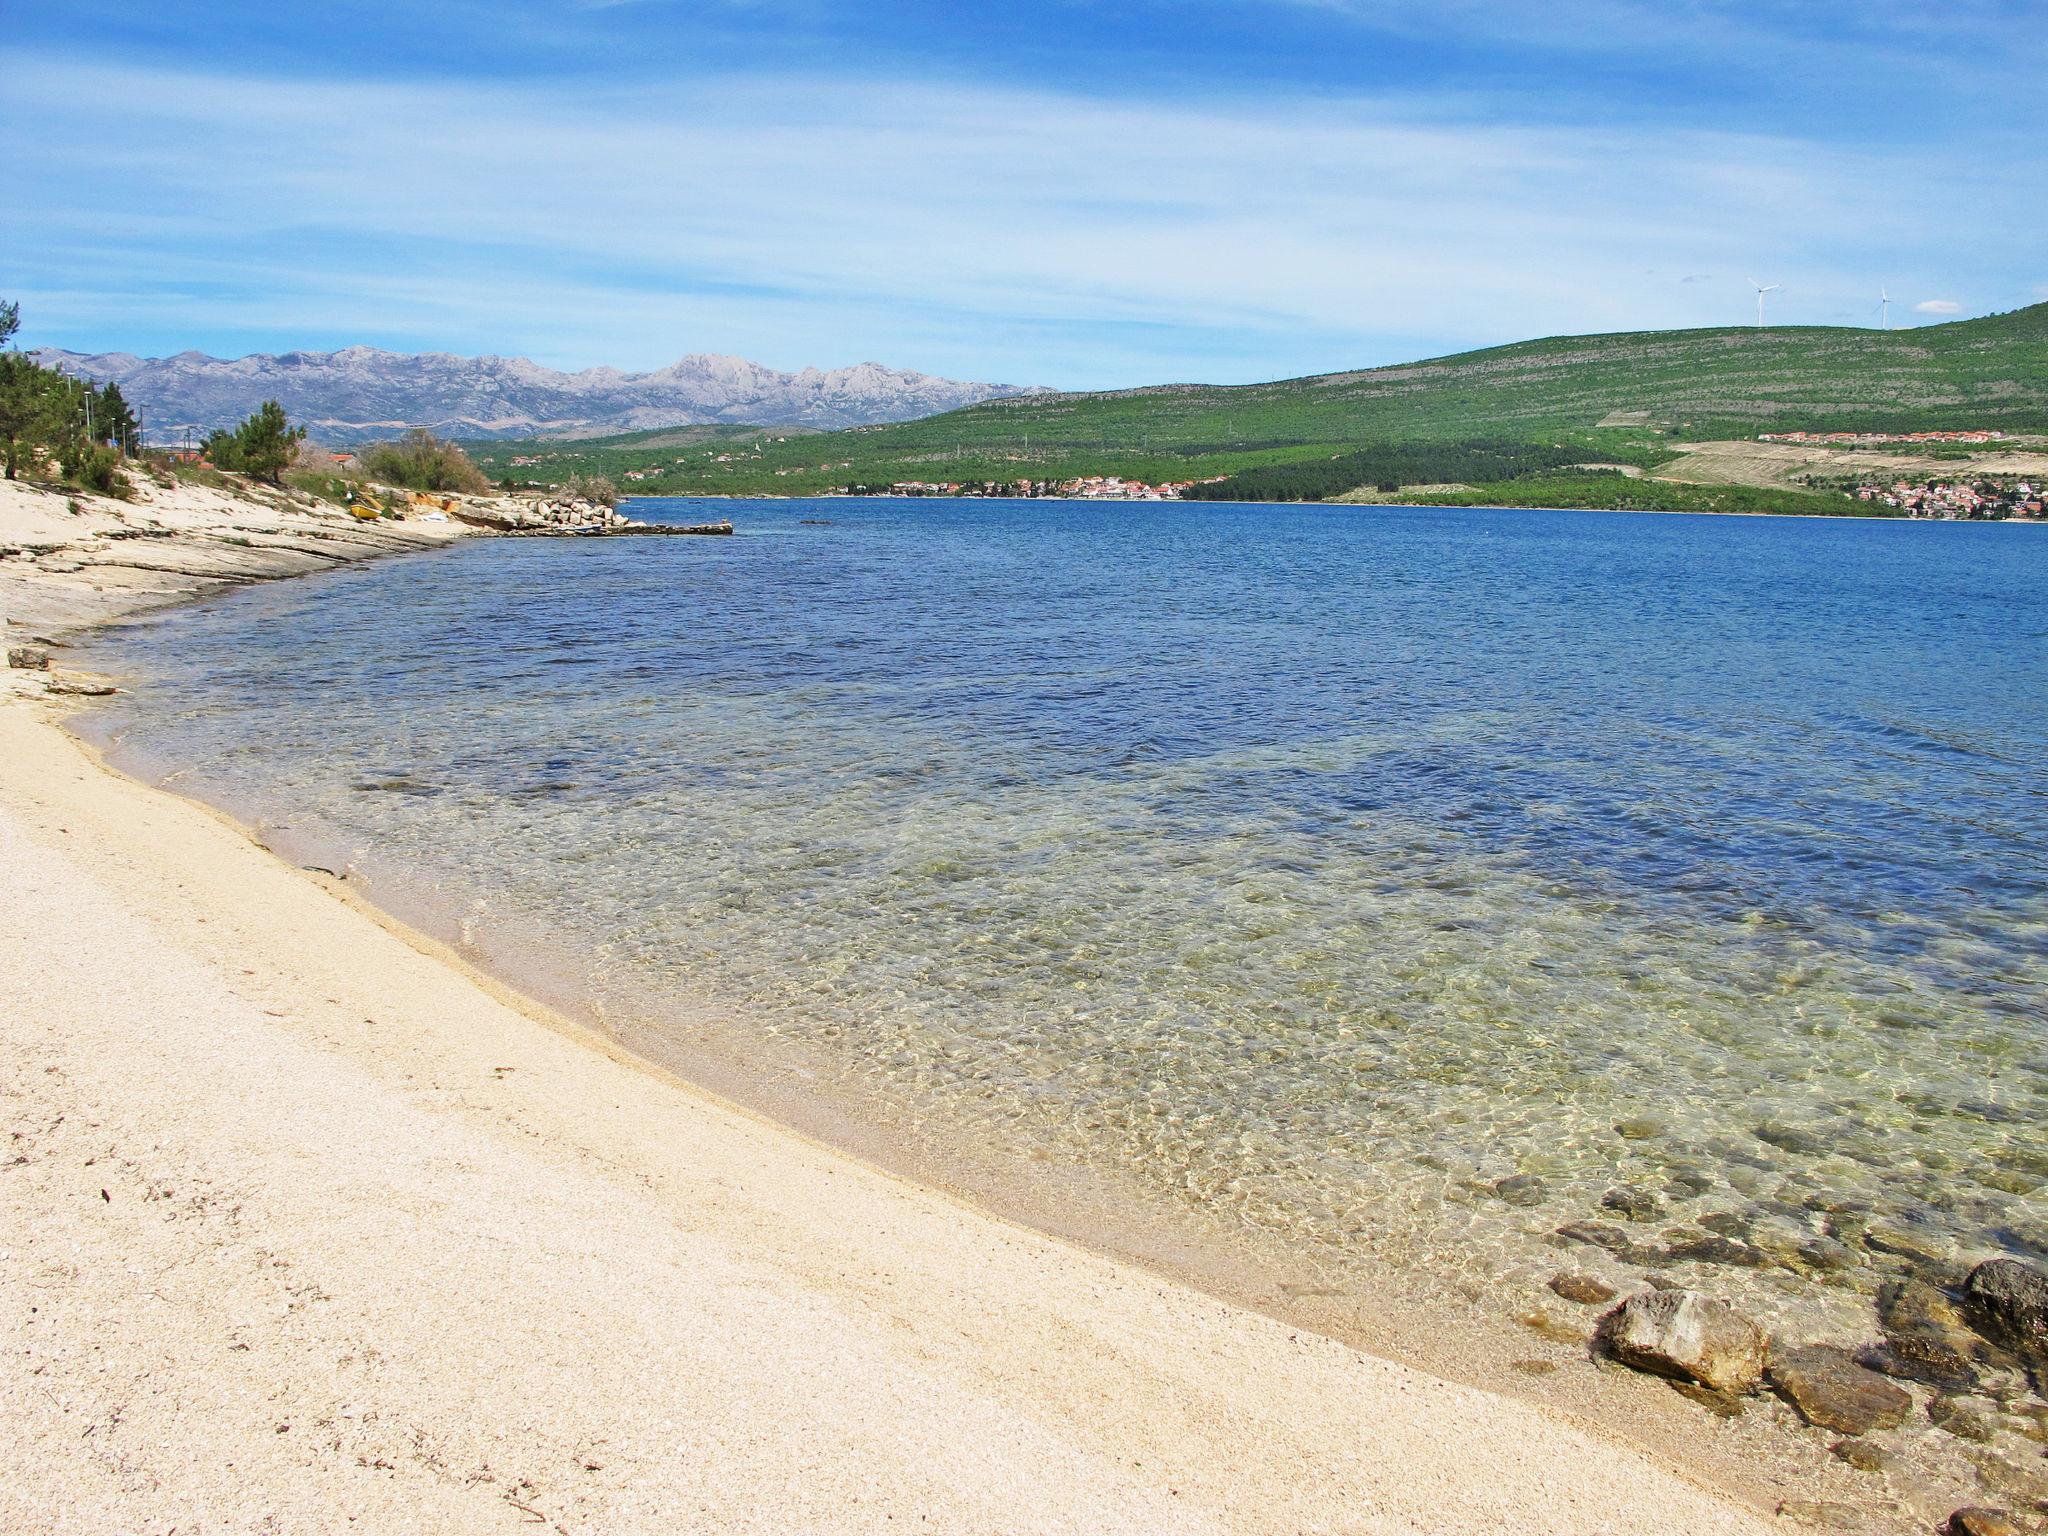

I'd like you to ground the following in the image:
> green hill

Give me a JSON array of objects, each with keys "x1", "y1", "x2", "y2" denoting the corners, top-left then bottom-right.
[{"x1": 465, "y1": 304, "x2": 2048, "y2": 499}]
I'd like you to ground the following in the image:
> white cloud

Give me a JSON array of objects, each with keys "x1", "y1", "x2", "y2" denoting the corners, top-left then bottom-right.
[
  {"x1": 1914, "y1": 300, "x2": 1963, "y2": 315},
  {"x1": 1, "y1": 50, "x2": 2040, "y2": 382}
]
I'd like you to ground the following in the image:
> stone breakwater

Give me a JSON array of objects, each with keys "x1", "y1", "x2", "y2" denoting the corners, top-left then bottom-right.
[{"x1": 455, "y1": 493, "x2": 732, "y2": 537}]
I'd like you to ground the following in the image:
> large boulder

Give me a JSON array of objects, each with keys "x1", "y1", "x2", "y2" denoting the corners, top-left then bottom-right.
[
  {"x1": 1766, "y1": 1345, "x2": 1912, "y2": 1435},
  {"x1": 1598, "y1": 1289, "x2": 1766, "y2": 1394}
]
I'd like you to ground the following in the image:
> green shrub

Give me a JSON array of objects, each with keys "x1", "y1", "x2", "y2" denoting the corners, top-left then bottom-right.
[
  {"x1": 357, "y1": 429, "x2": 490, "y2": 494},
  {"x1": 562, "y1": 471, "x2": 619, "y2": 508},
  {"x1": 66, "y1": 441, "x2": 128, "y2": 497}
]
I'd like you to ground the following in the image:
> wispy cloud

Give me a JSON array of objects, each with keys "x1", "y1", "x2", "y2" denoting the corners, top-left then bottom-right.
[
  {"x1": 1915, "y1": 300, "x2": 1963, "y2": 315},
  {"x1": 2, "y1": 47, "x2": 2040, "y2": 383}
]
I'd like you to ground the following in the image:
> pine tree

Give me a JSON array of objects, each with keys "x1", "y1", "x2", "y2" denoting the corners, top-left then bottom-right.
[{"x1": 206, "y1": 400, "x2": 305, "y2": 483}]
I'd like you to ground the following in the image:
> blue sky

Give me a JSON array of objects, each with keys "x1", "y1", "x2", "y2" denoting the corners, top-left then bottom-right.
[{"x1": 6, "y1": 1, "x2": 2045, "y2": 387}]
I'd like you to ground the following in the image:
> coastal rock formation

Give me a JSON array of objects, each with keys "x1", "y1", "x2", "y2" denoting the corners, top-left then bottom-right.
[
  {"x1": 1766, "y1": 1346, "x2": 1912, "y2": 1435},
  {"x1": 1597, "y1": 1290, "x2": 1766, "y2": 1394}
]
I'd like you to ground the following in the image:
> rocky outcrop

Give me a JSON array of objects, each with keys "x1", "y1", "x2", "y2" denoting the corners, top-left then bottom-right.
[
  {"x1": 1597, "y1": 1290, "x2": 1766, "y2": 1394},
  {"x1": 1765, "y1": 1345, "x2": 1912, "y2": 1435}
]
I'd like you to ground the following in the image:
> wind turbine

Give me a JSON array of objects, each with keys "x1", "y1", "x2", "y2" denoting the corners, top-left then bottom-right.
[
  {"x1": 1749, "y1": 278, "x2": 1781, "y2": 329},
  {"x1": 1878, "y1": 285, "x2": 1891, "y2": 331}
]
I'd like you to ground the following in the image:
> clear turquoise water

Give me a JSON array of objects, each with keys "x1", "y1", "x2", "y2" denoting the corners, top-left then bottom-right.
[{"x1": 82, "y1": 498, "x2": 2048, "y2": 1333}]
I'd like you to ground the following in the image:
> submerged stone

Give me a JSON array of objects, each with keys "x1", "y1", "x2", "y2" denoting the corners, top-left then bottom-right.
[
  {"x1": 1767, "y1": 1345, "x2": 1912, "y2": 1435},
  {"x1": 1598, "y1": 1289, "x2": 1765, "y2": 1395},
  {"x1": 1927, "y1": 1396, "x2": 1997, "y2": 1443},
  {"x1": 1945, "y1": 1511, "x2": 2021, "y2": 1536},
  {"x1": 1549, "y1": 1272, "x2": 1618, "y2": 1306},
  {"x1": 1516, "y1": 1307, "x2": 1586, "y2": 1345},
  {"x1": 1601, "y1": 1185, "x2": 1662, "y2": 1222},
  {"x1": 1871, "y1": 1279, "x2": 1983, "y2": 1390},
  {"x1": 1961, "y1": 1259, "x2": 2048, "y2": 1367},
  {"x1": 1555, "y1": 1220, "x2": 1640, "y2": 1259},
  {"x1": 1494, "y1": 1173, "x2": 1546, "y2": 1206},
  {"x1": 1660, "y1": 1232, "x2": 1769, "y2": 1269},
  {"x1": 1829, "y1": 1438, "x2": 1890, "y2": 1474},
  {"x1": 1863, "y1": 1223, "x2": 1956, "y2": 1267}
]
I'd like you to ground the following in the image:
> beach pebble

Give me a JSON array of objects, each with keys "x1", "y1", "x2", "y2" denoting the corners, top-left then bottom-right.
[
  {"x1": 1614, "y1": 1118, "x2": 1664, "y2": 1140},
  {"x1": 1548, "y1": 1272, "x2": 1618, "y2": 1306},
  {"x1": 7, "y1": 645, "x2": 51, "y2": 670},
  {"x1": 1767, "y1": 1345, "x2": 1912, "y2": 1435},
  {"x1": 1598, "y1": 1289, "x2": 1766, "y2": 1395}
]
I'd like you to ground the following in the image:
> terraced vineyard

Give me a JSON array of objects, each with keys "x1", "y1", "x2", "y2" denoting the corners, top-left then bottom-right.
[{"x1": 465, "y1": 303, "x2": 2048, "y2": 499}]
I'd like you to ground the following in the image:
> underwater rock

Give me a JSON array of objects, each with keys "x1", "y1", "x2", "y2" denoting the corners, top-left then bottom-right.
[{"x1": 1767, "y1": 1345, "x2": 1912, "y2": 1435}]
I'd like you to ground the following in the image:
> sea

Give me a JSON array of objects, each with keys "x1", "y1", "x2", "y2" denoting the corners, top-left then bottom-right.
[{"x1": 76, "y1": 496, "x2": 2048, "y2": 1348}]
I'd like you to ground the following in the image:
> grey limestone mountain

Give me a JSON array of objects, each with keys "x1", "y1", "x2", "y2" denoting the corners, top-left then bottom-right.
[{"x1": 29, "y1": 345, "x2": 1048, "y2": 444}]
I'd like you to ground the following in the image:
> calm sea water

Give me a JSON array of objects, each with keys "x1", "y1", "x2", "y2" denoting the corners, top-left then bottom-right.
[{"x1": 82, "y1": 498, "x2": 2048, "y2": 1335}]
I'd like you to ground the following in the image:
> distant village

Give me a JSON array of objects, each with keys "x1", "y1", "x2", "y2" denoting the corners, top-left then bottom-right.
[
  {"x1": 847, "y1": 475, "x2": 1219, "y2": 500},
  {"x1": 1851, "y1": 478, "x2": 2043, "y2": 519}
]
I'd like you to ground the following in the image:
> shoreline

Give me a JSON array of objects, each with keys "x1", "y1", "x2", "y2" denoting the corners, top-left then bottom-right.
[
  {"x1": 0, "y1": 670, "x2": 1787, "y2": 1533},
  {"x1": 620, "y1": 488, "x2": 2048, "y2": 524},
  {"x1": 4, "y1": 482, "x2": 2018, "y2": 1531}
]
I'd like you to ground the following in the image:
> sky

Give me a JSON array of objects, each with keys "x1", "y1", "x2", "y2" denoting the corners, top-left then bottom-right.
[{"x1": 5, "y1": 1, "x2": 2045, "y2": 388}]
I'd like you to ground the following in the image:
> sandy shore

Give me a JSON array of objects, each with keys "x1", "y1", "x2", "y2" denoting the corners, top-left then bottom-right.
[
  {"x1": 0, "y1": 700, "x2": 1780, "y2": 1535},
  {"x1": 0, "y1": 523, "x2": 1785, "y2": 1531}
]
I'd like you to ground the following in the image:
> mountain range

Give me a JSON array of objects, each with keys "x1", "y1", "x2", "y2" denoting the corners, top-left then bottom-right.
[{"x1": 25, "y1": 346, "x2": 1048, "y2": 444}]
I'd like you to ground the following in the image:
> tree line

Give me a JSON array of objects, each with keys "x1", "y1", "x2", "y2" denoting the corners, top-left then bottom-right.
[{"x1": 0, "y1": 299, "x2": 140, "y2": 491}]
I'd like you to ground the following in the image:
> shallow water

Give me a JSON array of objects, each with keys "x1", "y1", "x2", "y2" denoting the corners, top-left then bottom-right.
[{"x1": 81, "y1": 498, "x2": 2048, "y2": 1339}]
